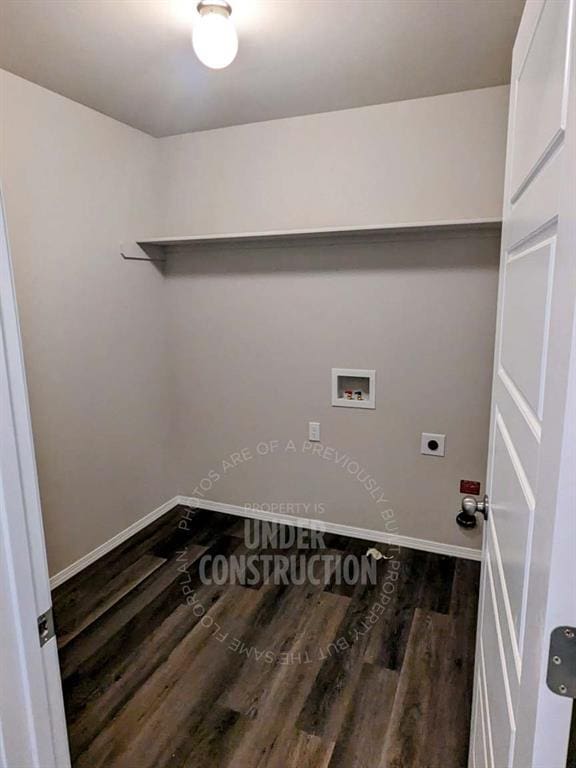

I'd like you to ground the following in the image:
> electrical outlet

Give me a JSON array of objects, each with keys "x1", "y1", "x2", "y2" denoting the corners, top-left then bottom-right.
[
  {"x1": 309, "y1": 422, "x2": 321, "y2": 442},
  {"x1": 421, "y1": 433, "x2": 446, "y2": 457}
]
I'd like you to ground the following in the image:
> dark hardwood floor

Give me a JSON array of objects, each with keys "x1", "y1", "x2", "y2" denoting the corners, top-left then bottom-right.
[
  {"x1": 52, "y1": 505, "x2": 480, "y2": 768},
  {"x1": 568, "y1": 703, "x2": 576, "y2": 768}
]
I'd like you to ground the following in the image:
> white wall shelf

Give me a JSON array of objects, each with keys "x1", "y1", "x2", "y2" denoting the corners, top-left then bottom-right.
[{"x1": 121, "y1": 218, "x2": 502, "y2": 262}]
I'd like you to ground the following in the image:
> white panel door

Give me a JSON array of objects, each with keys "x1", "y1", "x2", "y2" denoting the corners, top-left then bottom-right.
[
  {"x1": 470, "y1": 2, "x2": 576, "y2": 767},
  {"x1": 0, "y1": 187, "x2": 70, "y2": 765}
]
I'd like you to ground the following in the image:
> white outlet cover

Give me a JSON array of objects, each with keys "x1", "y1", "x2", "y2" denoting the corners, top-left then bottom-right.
[
  {"x1": 421, "y1": 433, "x2": 446, "y2": 457},
  {"x1": 308, "y1": 422, "x2": 321, "y2": 442}
]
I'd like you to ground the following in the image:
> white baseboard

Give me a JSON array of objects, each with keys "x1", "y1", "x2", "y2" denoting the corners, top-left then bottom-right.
[
  {"x1": 49, "y1": 496, "x2": 181, "y2": 589},
  {"x1": 179, "y1": 496, "x2": 483, "y2": 562},
  {"x1": 49, "y1": 492, "x2": 482, "y2": 589}
]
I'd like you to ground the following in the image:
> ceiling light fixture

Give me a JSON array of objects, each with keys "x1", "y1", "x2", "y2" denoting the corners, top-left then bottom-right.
[{"x1": 192, "y1": 1, "x2": 238, "y2": 70}]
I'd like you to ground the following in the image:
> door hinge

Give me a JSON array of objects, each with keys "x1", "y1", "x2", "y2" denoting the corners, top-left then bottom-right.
[
  {"x1": 37, "y1": 607, "x2": 55, "y2": 647},
  {"x1": 546, "y1": 626, "x2": 576, "y2": 697}
]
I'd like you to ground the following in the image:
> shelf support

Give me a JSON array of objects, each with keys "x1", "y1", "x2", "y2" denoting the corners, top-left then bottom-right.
[{"x1": 120, "y1": 242, "x2": 166, "y2": 263}]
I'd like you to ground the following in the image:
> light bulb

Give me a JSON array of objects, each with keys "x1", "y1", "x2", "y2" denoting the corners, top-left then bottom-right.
[{"x1": 192, "y1": 2, "x2": 238, "y2": 70}]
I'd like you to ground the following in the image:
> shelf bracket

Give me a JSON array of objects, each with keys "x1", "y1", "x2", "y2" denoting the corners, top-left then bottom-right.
[{"x1": 120, "y1": 242, "x2": 166, "y2": 263}]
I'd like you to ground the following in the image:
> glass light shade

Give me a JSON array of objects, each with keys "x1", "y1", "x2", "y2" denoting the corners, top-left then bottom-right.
[{"x1": 192, "y1": 9, "x2": 238, "y2": 69}]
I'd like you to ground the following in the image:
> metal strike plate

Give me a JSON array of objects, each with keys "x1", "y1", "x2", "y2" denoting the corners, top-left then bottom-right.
[
  {"x1": 38, "y1": 607, "x2": 55, "y2": 647},
  {"x1": 546, "y1": 626, "x2": 576, "y2": 697}
]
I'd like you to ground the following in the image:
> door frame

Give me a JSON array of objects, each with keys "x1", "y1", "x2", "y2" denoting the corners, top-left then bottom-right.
[{"x1": 0, "y1": 185, "x2": 70, "y2": 767}]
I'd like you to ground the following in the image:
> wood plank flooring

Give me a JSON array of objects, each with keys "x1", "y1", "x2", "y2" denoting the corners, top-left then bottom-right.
[
  {"x1": 52, "y1": 505, "x2": 480, "y2": 768},
  {"x1": 568, "y1": 703, "x2": 576, "y2": 768}
]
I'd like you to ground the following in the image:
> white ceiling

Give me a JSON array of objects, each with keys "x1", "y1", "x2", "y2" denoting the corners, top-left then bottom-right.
[{"x1": 0, "y1": 0, "x2": 524, "y2": 138}]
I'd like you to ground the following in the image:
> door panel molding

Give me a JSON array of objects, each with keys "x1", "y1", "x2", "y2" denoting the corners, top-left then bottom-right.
[
  {"x1": 499, "y1": 235, "x2": 556, "y2": 421},
  {"x1": 488, "y1": 517, "x2": 522, "y2": 681},
  {"x1": 481, "y1": 556, "x2": 516, "y2": 767},
  {"x1": 480, "y1": 644, "x2": 496, "y2": 768},
  {"x1": 511, "y1": 0, "x2": 571, "y2": 201},
  {"x1": 494, "y1": 412, "x2": 536, "y2": 511}
]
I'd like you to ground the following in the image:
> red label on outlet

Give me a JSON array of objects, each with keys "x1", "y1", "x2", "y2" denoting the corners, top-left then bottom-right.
[{"x1": 460, "y1": 480, "x2": 481, "y2": 495}]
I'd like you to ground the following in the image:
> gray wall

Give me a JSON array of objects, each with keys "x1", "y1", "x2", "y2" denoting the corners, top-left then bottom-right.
[
  {"x1": 158, "y1": 86, "x2": 509, "y2": 233},
  {"x1": 165, "y1": 234, "x2": 499, "y2": 550},
  {"x1": 0, "y1": 70, "x2": 173, "y2": 575},
  {"x1": 159, "y1": 87, "x2": 507, "y2": 552},
  {"x1": 0, "y1": 73, "x2": 506, "y2": 573}
]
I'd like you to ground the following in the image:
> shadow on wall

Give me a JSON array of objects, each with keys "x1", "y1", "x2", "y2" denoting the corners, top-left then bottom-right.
[{"x1": 164, "y1": 232, "x2": 501, "y2": 278}]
